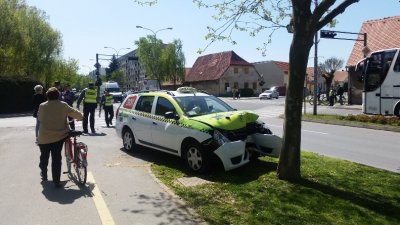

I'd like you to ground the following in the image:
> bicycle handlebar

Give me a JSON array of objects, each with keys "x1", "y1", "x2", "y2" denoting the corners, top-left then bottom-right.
[{"x1": 69, "y1": 130, "x2": 83, "y2": 137}]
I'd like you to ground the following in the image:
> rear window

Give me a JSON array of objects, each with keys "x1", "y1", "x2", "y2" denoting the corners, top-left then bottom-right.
[{"x1": 122, "y1": 96, "x2": 137, "y2": 109}]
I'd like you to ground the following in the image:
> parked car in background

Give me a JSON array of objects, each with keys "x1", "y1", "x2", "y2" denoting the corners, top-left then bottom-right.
[
  {"x1": 115, "y1": 87, "x2": 282, "y2": 173},
  {"x1": 259, "y1": 89, "x2": 279, "y2": 99}
]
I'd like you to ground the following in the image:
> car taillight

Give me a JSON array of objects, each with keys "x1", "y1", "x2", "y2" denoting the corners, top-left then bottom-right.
[{"x1": 116, "y1": 105, "x2": 121, "y2": 119}]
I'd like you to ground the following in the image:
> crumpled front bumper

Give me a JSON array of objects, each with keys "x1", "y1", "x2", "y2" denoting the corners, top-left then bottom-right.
[{"x1": 213, "y1": 133, "x2": 282, "y2": 171}]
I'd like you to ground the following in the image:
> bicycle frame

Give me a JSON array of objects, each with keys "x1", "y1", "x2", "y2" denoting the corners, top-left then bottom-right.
[{"x1": 64, "y1": 131, "x2": 88, "y2": 185}]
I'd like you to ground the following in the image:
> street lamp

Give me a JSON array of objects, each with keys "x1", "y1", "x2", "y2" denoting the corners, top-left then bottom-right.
[
  {"x1": 135, "y1": 25, "x2": 173, "y2": 38},
  {"x1": 136, "y1": 25, "x2": 173, "y2": 90},
  {"x1": 103, "y1": 46, "x2": 131, "y2": 57}
]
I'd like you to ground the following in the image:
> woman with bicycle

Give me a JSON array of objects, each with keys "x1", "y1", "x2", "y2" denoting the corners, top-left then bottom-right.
[{"x1": 37, "y1": 87, "x2": 83, "y2": 188}]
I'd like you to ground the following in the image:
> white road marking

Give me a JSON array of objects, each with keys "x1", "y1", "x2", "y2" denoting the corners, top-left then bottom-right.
[{"x1": 87, "y1": 172, "x2": 116, "y2": 225}]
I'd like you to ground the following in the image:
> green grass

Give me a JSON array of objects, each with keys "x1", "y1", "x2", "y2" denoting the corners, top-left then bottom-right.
[{"x1": 151, "y1": 152, "x2": 400, "y2": 225}]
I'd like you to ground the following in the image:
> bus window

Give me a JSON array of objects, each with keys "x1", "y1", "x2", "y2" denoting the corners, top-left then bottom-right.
[
  {"x1": 364, "y1": 51, "x2": 396, "y2": 92},
  {"x1": 394, "y1": 53, "x2": 400, "y2": 72}
]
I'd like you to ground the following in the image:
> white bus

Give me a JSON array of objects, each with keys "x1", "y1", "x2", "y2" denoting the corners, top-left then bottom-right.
[{"x1": 356, "y1": 48, "x2": 400, "y2": 116}]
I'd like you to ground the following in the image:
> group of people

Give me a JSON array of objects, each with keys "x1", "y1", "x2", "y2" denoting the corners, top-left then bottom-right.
[{"x1": 32, "y1": 81, "x2": 115, "y2": 188}]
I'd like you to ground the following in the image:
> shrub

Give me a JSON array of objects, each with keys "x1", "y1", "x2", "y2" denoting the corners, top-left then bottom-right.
[
  {"x1": 239, "y1": 88, "x2": 254, "y2": 97},
  {"x1": 0, "y1": 76, "x2": 40, "y2": 114}
]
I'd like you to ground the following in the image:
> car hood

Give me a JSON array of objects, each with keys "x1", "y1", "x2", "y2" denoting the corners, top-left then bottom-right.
[
  {"x1": 110, "y1": 92, "x2": 122, "y2": 96},
  {"x1": 187, "y1": 110, "x2": 259, "y2": 131}
]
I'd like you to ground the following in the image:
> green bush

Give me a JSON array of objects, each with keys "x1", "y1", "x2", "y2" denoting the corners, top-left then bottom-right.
[
  {"x1": 0, "y1": 76, "x2": 41, "y2": 114},
  {"x1": 239, "y1": 88, "x2": 254, "y2": 97}
]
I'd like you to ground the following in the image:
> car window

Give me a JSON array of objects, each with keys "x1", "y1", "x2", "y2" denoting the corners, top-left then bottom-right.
[
  {"x1": 122, "y1": 95, "x2": 137, "y2": 109},
  {"x1": 155, "y1": 97, "x2": 176, "y2": 116},
  {"x1": 135, "y1": 96, "x2": 154, "y2": 113},
  {"x1": 174, "y1": 95, "x2": 233, "y2": 117}
]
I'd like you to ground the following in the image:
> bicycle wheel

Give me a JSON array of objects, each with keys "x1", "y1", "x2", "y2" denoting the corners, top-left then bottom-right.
[
  {"x1": 75, "y1": 161, "x2": 87, "y2": 185},
  {"x1": 307, "y1": 96, "x2": 314, "y2": 105},
  {"x1": 64, "y1": 139, "x2": 72, "y2": 173}
]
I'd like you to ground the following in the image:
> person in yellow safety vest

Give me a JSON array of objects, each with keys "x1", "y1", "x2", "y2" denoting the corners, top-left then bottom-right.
[
  {"x1": 77, "y1": 82, "x2": 98, "y2": 133},
  {"x1": 101, "y1": 89, "x2": 114, "y2": 127}
]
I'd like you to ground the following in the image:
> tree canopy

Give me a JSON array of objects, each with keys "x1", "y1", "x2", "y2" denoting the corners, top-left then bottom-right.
[
  {"x1": 0, "y1": 0, "x2": 81, "y2": 88},
  {"x1": 319, "y1": 57, "x2": 344, "y2": 96},
  {"x1": 135, "y1": 36, "x2": 185, "y2": 89}
]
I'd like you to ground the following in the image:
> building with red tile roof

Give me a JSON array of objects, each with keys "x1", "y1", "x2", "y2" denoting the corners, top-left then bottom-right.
[
  {"x1": 347, "y1": 16, "x2": 400, "y2": 66},
  {"x1": 185, "y1": 51, "x2": 263, "y2": 96}
]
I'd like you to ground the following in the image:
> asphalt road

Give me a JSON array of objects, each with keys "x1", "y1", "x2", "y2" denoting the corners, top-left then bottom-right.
[{"x1": 0, "y1": 105, "x2": 205, "y2": 225}]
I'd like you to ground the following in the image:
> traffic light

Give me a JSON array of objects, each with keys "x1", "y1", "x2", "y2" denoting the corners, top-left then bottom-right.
[{"x1": 320, "y1": 30, "x2": 337, "y2": 39}]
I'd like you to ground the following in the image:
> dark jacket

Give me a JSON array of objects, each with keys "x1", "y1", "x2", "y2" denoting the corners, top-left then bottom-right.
[{"x1": 33, "y1": 93, "x2": 47, "y2": 118}]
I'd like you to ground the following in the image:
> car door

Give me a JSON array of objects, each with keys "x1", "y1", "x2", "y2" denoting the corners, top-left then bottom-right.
[
  {"x1": 132, "y1": 95, "x2": 155, "y2": 146},
  {"x1": 150, "y1": 96, "x2": 182, "y2": 155}
]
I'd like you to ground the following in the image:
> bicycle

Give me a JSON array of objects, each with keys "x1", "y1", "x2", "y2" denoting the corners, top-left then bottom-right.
[
  {"x1": 63, "y1": 130, "x2": 88, "y2": 185},
  {"x1": 307, "y1": 94, "x2": 329, "y2": 105}
]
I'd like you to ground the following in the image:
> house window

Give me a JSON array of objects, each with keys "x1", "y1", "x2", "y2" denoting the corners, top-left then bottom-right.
[
  {"x1": 225, "y1": 82, "x2": 230, "y2": 90},
  {"x1": 243, "y1": 67, "x2": 249, "y2": 74},
  {"x1": 244, "y1": 82, "x2": 249, "y2": 88},
  {"x1": 234, "y1": 82, "x2": 239, "y2": 89},
  {"x1": 252, "y1": 82, "x2": 257, "y2": 89},
  {"x1": 234, "y1": 67, "x2": 238, "y2": 73}
]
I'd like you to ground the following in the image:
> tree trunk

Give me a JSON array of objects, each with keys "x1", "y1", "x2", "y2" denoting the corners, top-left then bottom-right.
[{"x1": 277, "y1": 22, "x2": 314, "y2": 181}]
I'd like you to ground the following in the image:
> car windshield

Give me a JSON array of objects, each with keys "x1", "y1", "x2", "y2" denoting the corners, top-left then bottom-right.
[
  {"x1": 107, "y1": 87, "x2": 120, "y2": 92},
  {"x1": 174, "y1": 95, "x2": 234, "y2": 117}
]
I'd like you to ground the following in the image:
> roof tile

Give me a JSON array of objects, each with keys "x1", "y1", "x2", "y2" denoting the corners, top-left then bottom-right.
[
  {"x1": 186, "y1": 51, "x2": 252, "y2": 82},
  {"x1": 347, "y1": 16, "x2": 400, "y2": 66}
]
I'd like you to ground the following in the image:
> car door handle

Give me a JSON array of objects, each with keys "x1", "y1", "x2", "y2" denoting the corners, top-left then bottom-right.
[
  {"x1": 131, "y1": 116, "x2": 136, "y2": 120},
  {"x1": 152, "y1": 121, "x2": 157, "y2": 125}
]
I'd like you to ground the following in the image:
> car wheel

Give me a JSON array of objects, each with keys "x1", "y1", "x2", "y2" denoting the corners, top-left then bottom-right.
[
  {"x1": 122, "y1": 128, "x2": 135, "y2": 152},
  {"x1": 183, "y1": 141, "x2": 211, "y2": 173}
]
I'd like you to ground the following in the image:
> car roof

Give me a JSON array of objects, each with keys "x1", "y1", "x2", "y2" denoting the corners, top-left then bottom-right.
[{"x1": 124, "y1": 88, "x2": 210, "y2": 99}]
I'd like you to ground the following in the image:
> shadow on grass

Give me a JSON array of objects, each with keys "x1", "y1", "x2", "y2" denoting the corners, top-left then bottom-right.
[
  {"x1": 296, "y1": 178, "x2": 400, "y2": 220},
  {"x1": 120, "y1": 146, "x2": 278, "y2": 184}
]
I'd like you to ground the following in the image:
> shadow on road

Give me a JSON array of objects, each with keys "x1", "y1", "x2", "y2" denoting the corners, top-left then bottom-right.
[{"x1": 40, "y1": 180, "x2": 94, "y2": 204}]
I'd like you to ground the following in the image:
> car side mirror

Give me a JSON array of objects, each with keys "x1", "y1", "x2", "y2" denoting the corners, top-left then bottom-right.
[{"x1": 164, "y1": 111, "x2": 179, "y2": 120}]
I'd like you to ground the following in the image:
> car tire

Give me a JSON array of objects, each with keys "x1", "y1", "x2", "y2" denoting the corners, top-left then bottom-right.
[
  {"x1": 183, "y1": 141, "x2": 211, "y2": 173},
  {"x1": 122, "y1": 128, "x2": 135, "y2": 152}
]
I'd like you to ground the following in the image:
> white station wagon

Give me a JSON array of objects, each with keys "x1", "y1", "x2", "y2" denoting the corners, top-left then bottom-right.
[{"x1": 115, "y1": 87, "x2": 282, "y2": 173}]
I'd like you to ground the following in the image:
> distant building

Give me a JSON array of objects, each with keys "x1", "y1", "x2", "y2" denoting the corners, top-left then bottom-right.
[
  {"x1": 252, "y1": 61, "x2": 289, "y2": 94},
  {"x1": 185, "y1": 51, "x2": 263, "y2": 96}
]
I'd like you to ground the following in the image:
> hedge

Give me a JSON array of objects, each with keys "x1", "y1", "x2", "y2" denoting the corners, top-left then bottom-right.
[{"x1": 0, "y1": 76, "x2": 41, "y2": 114}]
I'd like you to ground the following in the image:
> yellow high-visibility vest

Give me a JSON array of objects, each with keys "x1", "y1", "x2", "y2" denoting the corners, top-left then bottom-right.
[
  {"x1": 84, "y1": 89, "x2": 97, "y2": 103},
  {"x1": 105, "y1": 95, "x2": 113, "y2": 106}
]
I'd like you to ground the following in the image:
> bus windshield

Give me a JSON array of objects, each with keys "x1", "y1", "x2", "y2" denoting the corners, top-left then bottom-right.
[{"x1": 364, "y1": 50, "x2": 396, "y2": 92}]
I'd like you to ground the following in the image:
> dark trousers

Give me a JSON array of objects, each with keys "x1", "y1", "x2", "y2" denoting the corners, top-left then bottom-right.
[
  {"x1": 83, "y1": 103, "x2": 96, "y2": 132},
  {"x1": 38, "y1": 139, "x2": 64, "y2": 183},
  {"x1": 104, "y1": 105, "x2": 114, "y2": 126}
]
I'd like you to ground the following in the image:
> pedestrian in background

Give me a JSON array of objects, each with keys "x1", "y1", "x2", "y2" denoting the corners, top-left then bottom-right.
[
  {"x1": 37, "y1": 87, "x2": 83, "y2": 187},
  {"x1": 101, "y1": 90, "x2": 114, "y2": 127},
  {"x1": 33, "y1": 85, "x2": 47, "y2": 143},
  {"x1": 62, "y1": 83, "x2": 76, "y2": 130},
  {"x1": 77, "y1": 82, "x2": 98, "y2": 133}
]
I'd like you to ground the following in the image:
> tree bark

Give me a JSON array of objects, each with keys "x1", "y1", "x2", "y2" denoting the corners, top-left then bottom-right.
[{"x1": 277, "y1": 5, "x2": 314, "y2": 181}]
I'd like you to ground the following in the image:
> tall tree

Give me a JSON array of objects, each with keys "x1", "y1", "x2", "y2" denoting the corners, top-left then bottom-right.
[
  {"x1": 134, "y1": 0, "x2": 360, "y2": 180},
  {"x1": 319, "y1": 57, "x2": 344, "y2": 97},
  {"x1": 135, "y1": 35, "x2": 163, "y2": 89},
  {"x1": 161, "y1": 39, "x2": 186, "y2": 89},
  {"x1": 106, "y1": 55, "x2": 119, "y2": 81}
]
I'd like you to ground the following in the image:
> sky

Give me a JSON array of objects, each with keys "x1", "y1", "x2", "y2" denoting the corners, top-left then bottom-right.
[{"x1": 24, "y1": 0, "x2": 400, "y2": 74}]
